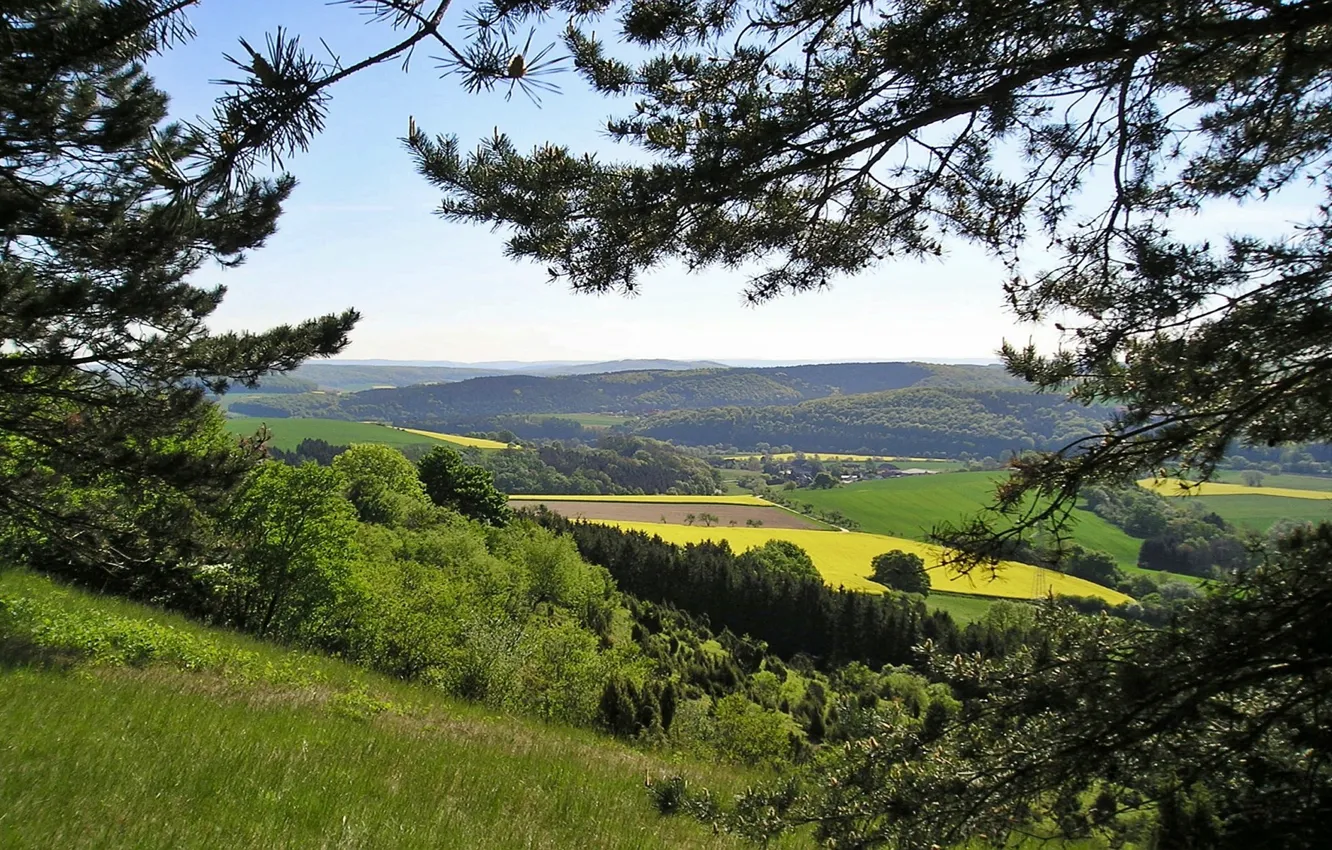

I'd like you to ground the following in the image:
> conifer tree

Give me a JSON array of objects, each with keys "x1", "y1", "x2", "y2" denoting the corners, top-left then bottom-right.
[{"x1": 0, "y1": 1, "x2": 356, "y2": 577}]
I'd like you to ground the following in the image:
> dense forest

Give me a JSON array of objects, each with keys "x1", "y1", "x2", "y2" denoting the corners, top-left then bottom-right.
[
  {"x1": 229, "y1": 361, "x2": 1031, "y2": 422},
  {"x1": 271, "y1": 434, "x2": 721, "y2": 496},
  {"x1": 633, "y1": 388, "x2": 1115, "y2": 457}
]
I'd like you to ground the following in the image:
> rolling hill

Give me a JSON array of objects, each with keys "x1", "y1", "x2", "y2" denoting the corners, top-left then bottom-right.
[
  {"x1": 0, "y1": 570, "x2": 768, "y2": 849},
  {"x1": 633, "y1": 388, "x2": 1112, "y2": 457},
  {"x1": 228, "y1": 361, "x2": 1040, "y2": 426}
]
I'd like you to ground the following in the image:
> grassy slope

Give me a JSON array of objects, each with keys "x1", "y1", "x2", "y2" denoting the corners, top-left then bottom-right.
[
  {"x1": 0, "y1": 570, "x2": 779, "y2": 850},
  {"x1": 925, "y1": 593, "x2": 1006, "y2": 625},
  {"x1": 792, "y1": 473, "x2": 1144, "y2": 570},
  {"x1": 603, "y1": 520, "x2": 1131, "y2": 604},
  {"x1": 1189, "y1": 495, "x2": 1332, "y2": 532},
  {"x1": 224, "y1": 417, "x2": 501, "y2": 452}
]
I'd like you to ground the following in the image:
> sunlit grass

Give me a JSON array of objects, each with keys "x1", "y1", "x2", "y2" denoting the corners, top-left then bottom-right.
[{"x1": 0, "y1": 569, "x2": 788, "y2": 849}]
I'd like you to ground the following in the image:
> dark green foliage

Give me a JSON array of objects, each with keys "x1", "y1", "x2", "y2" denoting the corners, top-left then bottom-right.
[
  {"x1": 736, "y1": 540, "x2": 819, "y2": 581},
  {"x1": 714, "y1": 526, "x2": 1332, "y2": 848},
  {"x1": 634, "y1": 388, "x2": 1112, "y2": 457},
  {"x1": 1062, "y1": 548, "x2": 1122, "y2": 589},
  {"x1": 472, "y1": 436, "x2": 720, "y2": 496},
  {"x1": 1084, "y1": 486, "x2": 1251, "y2": 579},
  {"x1": 268, "y1": 438, "x2": 347, "y2": 467},
  {"x1": 869, "y1": 551, "x2": 930, "y2": 596},
  {"x1": 0, "y1": 0, "x2": 356, "y2": 581},
  {"x1": 809, "y1": 472, "x2": 836, "y2": 490},
  {"x1": 526, "y1": 509, "x2": 974, "y2": 668},
  {"x1": 417, "y1": 446, "x2": 510, "y2": 526}
]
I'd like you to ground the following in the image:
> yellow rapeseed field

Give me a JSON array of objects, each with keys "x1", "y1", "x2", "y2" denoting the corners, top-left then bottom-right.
[
  {"x1": 605, "y1": 521, "x2": 1132, "y2": 603},
  {"x1": 395, "y1": 427, "x2": 512, "y2": 450},
  {"x1": 1138, "y1": 477, "x2": 1332, "y2": 501},
  {"x1": 508, "y1": 494, "x2": 772, "y2": 505}
]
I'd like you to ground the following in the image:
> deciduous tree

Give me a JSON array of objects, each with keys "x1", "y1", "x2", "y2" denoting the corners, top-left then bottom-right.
[
  {"x1": 869, "y1": 550, "x2": 930, "y2": 596},
  {"x1": 417, "y1": 446, "x2": 510, "y2": 526}
]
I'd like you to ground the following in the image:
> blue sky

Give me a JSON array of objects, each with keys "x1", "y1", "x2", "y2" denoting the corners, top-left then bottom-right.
[{"x1": 146, "y1": 2, "x2": 1285, "y2": 364}]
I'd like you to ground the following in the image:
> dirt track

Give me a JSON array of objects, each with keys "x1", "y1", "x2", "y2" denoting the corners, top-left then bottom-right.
[{"x1": 510, "y1": 500, "x2": 827, "y2": 530}]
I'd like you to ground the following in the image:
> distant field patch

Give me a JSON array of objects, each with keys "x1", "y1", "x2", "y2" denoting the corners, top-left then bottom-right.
[
  {"x1": 603, "y1": 520, "x2": 1131, "y2": 604},
  {"x1": 537, "y1": 413, "x2": 632, "y2": 427},
  {"x1": 1180, "y1": 494, "x2": 1332, "y2": 533},
  {"x1": 226, "y1": 417, "x2": 447, "y2": 451},
  {"x1": 1210, "y1": 471, "x2": 1332, "y2": 491},
  {"x1": 508, "y1": 494, "x2": 769, "y2": 505},
  {"x1": 514, "y1": 499, "x2": 828, "y2": 530},
  {"x1": 794, "y1": 472, "x2": 1145, "y2": 570},
  {"x1": 926, "y1": 593, "x2": 1004, "y2": 625},
  {"x1": 396, "y1": 427, "x2": 511, "y2": 450},
  {"x1": 225, "y1": 418, "x2": 509, "y2": 452},
  {"x1": 1139, "y1": 477, "x2": 1332, "y2": 501}
]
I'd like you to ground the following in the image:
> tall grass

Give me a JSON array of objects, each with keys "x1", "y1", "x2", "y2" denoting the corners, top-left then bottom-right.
[{"x1": 0, "y1": 569, "x2": 793, "y2": 849}]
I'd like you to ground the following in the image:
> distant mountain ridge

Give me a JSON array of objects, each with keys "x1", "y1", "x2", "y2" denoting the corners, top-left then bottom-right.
[
  {"x1": 283, "y1": 358, "x2": 727, "y2": 391},
  {"x1": 229, "y1": 361, "x2": 1031, "y2": 423}
]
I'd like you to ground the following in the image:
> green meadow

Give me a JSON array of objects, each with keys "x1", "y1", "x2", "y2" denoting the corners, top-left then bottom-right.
[
  {"x1": 1189, "y1": 494, "x2": 1332, "y2": 532},
  {"x1": 1209, "y1": 470, "x2": 1332, "y2": 491},
  {"x1": 0, "y1": 569, "x2": 786, "y2": 850},
  {"x1": 224, "y1": 417, "x2": 480, "y2": 452},
  {"x1": 794, "y1": 472, "x2": 1143, "y2": 566}
]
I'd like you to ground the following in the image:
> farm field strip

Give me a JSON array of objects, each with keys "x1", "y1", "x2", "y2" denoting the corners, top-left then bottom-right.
[
  {"x1": 603, "y1": 520, "x2": 1131, "y2": 604},
  {"x1": 394, "y1": 427, "x2": 512, "y2": 450},
  {"x1": 224, "y1": 417, "x2": 510, "y2": 452},
  {"x1": 507, "y1": 493, "x2": 771, "y2": 505},
  {"x1": 1139, "y1": 477, "x2": 1332, "y2": 500},
  {"x1": 511, "y1": 499, "x2": 829, "y2": 530}
]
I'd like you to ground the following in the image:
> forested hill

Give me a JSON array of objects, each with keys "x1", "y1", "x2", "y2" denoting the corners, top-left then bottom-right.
[
  {"x1": 229, "y1": 361, "x2": 1028, "y2": 421},
  {"x1": 630, "y1": 387, "x2": 1113, "y2": 457}
]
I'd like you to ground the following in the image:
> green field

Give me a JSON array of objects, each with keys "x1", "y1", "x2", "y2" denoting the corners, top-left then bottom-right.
[
  {"x1": 225, "y1": 417, "x2": 501, "y2": 452},
  {"x1": 0, "y1": 569, "x2": 779, "y2": 849},
  {"x1": 790, "y1": 472, "x2": 1146, "y2": 570},
  {"x1": 1187, "y1": 494, "x2": 1332, "y2": 532},
  {"x1": 1210, "y1": 470, "x2": 1332, "y2": 491},
  {"x1": 926, "y1": 593, "x2": 1004, "y2": 624}
]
